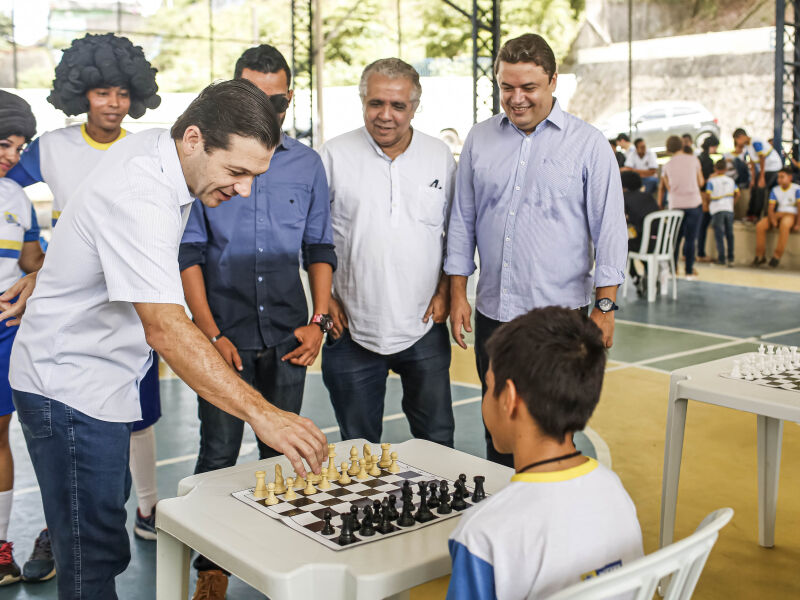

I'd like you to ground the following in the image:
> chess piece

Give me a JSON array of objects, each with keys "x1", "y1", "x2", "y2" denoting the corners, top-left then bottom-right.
[
  {"x1": 357, "y1": 458, "x2": 369, "y2": 480},
  {"x1": 759, "y1": 343, "x2": 765, "y2": 355},
  {"x1": 273, "y1": 465, "x2": 287, "y2": 494},
  {"x1": 293, "y1": 473, "x2": 306, "y2": 489},
  {"x1": 386, "y1": 494, "x2": 399, "y2": 520},
  {"x1": 349, "y1": 505, "x2": 360, "y2": 531},
  {"x1": 472, "y1": 476, "x2": 486, "y2": 502},
  {"x1": 303, "y1": 477, "x2": 317, "y2": 495},
  {"x1": 253, "y1": 470, "x2": 268, "y2": 499},
  {"x1": 363, "y1": 444, "x2": 372, "y2": 462},
  {"x1": 348, "y1": 447, "x2": 360, "y2": 475},
  {"x1": 387, "y1": 452, "x2": 400, "y2": 473},
  {"x1": 427, "y1": 482, "x2": 440, "y2": 508},
  {"x1": 264, "y1": 482, "x2": 279, "y2": 506},
  {"x1": 437, "y1": 481, "x2": 452, "y2": 514},
  {"x1": 327, "y1": 444, "x2": 339, "y2": 482},
  {"x1": 398, "y1": 497, "x2": 415, "y2": 526},
  {"x1": 415, "y1": 482, "x2": 435, "y2": 522},
  {"x1": 379, "y1": 443, "x2": 392, "y2": 468},
  {"x1": 307, "y1": 471, "x2": 321, "y2": 484},
  {"x1": 339, "y1": 463, "x2": 352, "y2": 484},
  {"x1": 372, "y1": 499, "x2": 382, "y2": 525},
  {"x1": 337, "y1": 514, "x2": 356, "y2": 545},
  {"x1": 368, "y1": 455, "x2": 381, "y2": 477},
  {"x1": 321, "y1": 510, "x2": 335, "y2": 535},
  {"x1": 401, "y1": 480, "x2": 412, "y2": 501},
  {"x1": 378, "y1": 500, "x2": 395, "y2": 533},
  {"x1": 318, "y1": 467, "x2": 331, "y2": 490},
  {"x1": 730, "y1": 360, "x2": 742, "y2": 378},
  {"x1": 451, "y1": 484, "x2": 467, "y2": 510},
  {"x1": 458, "y1": 474, "x2": 467, "y2": 491},
  {"x1": 284, "y1": 478, "x2": 298, "y2": 501},
  {"x1": 768, "y1": 345, "x2": 775, "y2": 356},
  {"x1": 360, "y1": 507, "x2": 375, "y2": 536}
]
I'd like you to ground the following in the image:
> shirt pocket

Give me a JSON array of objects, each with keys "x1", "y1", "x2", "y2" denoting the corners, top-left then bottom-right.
[
  {"x1": 282, "y1": 183, "x2": 311, "y2": 225},
  {"x1": 413, "y1": 186, "x2": 447, "y2": 228},
  {"x1": 532, "y1": 158, "x2": 577, "y2": 220}
]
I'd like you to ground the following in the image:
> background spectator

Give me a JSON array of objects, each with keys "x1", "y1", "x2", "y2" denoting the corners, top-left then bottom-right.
[
  {"x1": 704, "y1": 158, "x2": 738, "y2": 267},
  {"x1": 622, "y1": 138, "x2": 659, "y2": 194},
  {"x1": 753, "y1": 167, "x2": 800, "y2": 268},
  {"x1": 610, "y1": 138, "x2": 626, "y2": 168},
  {"x1": 696, "y1": 134, "x2": 720, "y2": 263},
  {"x1": 621, "y1": 170, "x2": 659, "y2": 295}
]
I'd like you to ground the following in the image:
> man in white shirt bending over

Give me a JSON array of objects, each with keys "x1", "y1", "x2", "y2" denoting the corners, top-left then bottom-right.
[
  {"x1": 622, "y1": 138, "x2": 659, "y2": 194},
  {"x1": 0, "y1": 80, "x2": 327, "y2": 599},
  {"x1": 320, "y1": 58, "x2": 456, "y2": 447}
]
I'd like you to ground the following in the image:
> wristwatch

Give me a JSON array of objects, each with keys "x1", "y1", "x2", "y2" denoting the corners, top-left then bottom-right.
[
  {"x1": 311, "y1": 313, "x2": 334, "y2": 333},
  {"x1": 594, "y1": 298, "x2": 619, "y2": 313}
]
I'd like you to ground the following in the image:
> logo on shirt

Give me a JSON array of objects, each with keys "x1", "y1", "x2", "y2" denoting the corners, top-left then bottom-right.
[
  {"x1": 3, "y1": 212, "x2": 20, "y2": 227},
  {"x1": 429, "y1": 178, "x2": 442, "y2": 190},
  {"x1": 581, "y1": 559, "x2": 623, "y2": 581}
]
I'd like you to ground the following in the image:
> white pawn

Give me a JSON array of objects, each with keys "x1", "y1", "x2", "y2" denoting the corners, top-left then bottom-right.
[
  {"x1": 387, "y1": 451, "x2": 400, "y2": 473},
  {"x1": 368, "y1": 454, "x2": 381, "y2": 477},
  {"x1": 318, "y1": 467, "x2": 331, "y2": 490},
  {"x1": 768, "y1": 345, "x2": 775, "y2": 356},
  {"x1": 348, "y1": 447, "x2": 360, "y2": 475},
  {"x1": 356, "y1": 458, "x2": 368, "y2": 480},
  {"x1": 264, "y1": 482, "x2": 279, "y2": 506},
  {"x1": 730, "y1": 360, "x2": 742, "y2": 379},
  {"x1": 303, "y1": 477, "x2": 317, "y2": 495},
  {"x1": 284, "y1": 478, "x2": 298, "y2": 500},
  {"x1": 759, "y1": 343, "x2": 765, "y2": 355},
  {"x1": 338, "y1": 462, "x2": 352, "y2": 484}
]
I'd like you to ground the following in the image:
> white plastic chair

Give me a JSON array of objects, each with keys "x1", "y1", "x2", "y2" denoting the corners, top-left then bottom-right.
[
  {"x1": 544, "y1": 508, "x2": 733, "y2": 600},
  {"x1": 622, "y1": 210, "x2": 684, "y2": 303}
]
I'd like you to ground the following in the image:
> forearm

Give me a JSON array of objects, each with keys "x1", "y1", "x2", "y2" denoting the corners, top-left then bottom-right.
[
  {"x1": 308, "y1": 262, "x2": 332, "y2": 315},
  {"x1": 595, "y1": 285, "x2": 617, "y2": 301},
  {"x1": 180, "y1": 265, "x2": 220, "y2": 339},
  {"x1": 450, "y1": 274, "x2": 468, "y2": 300},
  {"x1": 19, "y1": 242, "x2": 44, "y2": 274}
]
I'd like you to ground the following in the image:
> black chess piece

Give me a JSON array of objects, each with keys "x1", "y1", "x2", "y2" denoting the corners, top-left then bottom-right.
[
  {"x1": 397, "y1": 496, "x2": 416, "y2": 526},
  {"x1": 337, "y1": 514, "x2": 356, "y2": 545},
  {"x1": 414, "y1": 485, "x2": 435, "y2": 523},
  {"x1": 360, "y1": 506, "x2": 376, "y2": 536},
  {"x1": 349, "y1": 505, "x2": 360, "y2": 531},
  {"x1": 427, "y1": 482, "x2": 440, "y2": 508},
  {"x1": 387, "y1": 494, "x2": 399, "y2": 520},
  {"x1": 321, "y1": 510, "x2": 335, "y2": 535},
  {"x1": 402, "y1": 480, "x2": 412, "y2": 498},
  {"x1": 458, "y1": 473, "x2": 467, "y2": 491},
  {"x1": 437, "y1": 481, "x2": 452, "y2": 514},
  {"x1": 451, "y1": 483, "x2": 467, "y2": 510},
  {"x1": 372, "y1": 499, "x2": 382, "y2": 525},
  {"x1": 472, "y1": 475, "x2": 486, "y2": 502},
  {"x1": 378, "y1": 506, "x2": 395, "y2": 533}
]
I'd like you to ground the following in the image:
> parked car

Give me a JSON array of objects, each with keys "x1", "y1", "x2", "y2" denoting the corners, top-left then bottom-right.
[{"x1": 597, "y1": 101, "x2": 720, "y2": 154}]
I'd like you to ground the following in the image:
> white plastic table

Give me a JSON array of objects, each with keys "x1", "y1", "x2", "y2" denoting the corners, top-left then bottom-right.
[
  {"x1": 156, "y1": 438, "x2": 513, "y2": 600},
  {"x1": 659, "y1": 353, "x2": 800, "y2": 551}
]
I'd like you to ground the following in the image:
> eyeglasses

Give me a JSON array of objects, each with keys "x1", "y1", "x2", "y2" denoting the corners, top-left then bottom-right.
[{"x1": 267, "y1": 94, "x2": 290, "y2": 113}]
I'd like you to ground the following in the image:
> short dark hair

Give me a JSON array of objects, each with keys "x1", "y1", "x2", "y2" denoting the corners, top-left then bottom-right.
[
  {"x1": 666, "y1": 135, "x2": 683, "y2": 153},
  {"x1": 714, "y1": 159, "x2": 727, "y2": 170},
  {"x1": 633, "y1": 138, "x2": 645, "y2": 147},
  {"x1": 495, "y1": 34, "x2": 556, "y2": 81},
  {"x1": 171, "y1": 79, "x2": 280, "y2": 153},
  {"x1": 486, "y1": 306, "x2": 607, "y2": 442},
  {"x1": 682, "y1": 132, "x2": 692, "y2": 140},
  {"x1": 620, "y1": 170, "x2": 642, "y2": 191},
  {"x1": 779, "y1": 167, "x2": 793, "y2": 176},
  {"x1": 616, "y1": 133, "x2": 630, "y2": 143},
  {"x1": 234, "y1": 44, "x2": 292, "y2": 87},
  {"x1": 733, "y1": 128, "x2": 748, "y2": 139},
  {"x1": 702, "y1": 134, "x2": 719, "y2": 152}
]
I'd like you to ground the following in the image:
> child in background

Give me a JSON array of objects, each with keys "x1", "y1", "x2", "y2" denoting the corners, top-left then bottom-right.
[
  {"x1": 704, "y1": 159, "x2": 739, "y2": 267},
  {"x1": 447, "y1": 307, "x2": 643, "y2": 600},
  {"x1": 753, "y1": 168, "x2": 800, "y2": 268}
]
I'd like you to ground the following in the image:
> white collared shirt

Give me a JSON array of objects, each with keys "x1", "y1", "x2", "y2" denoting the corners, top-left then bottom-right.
[
  {"x1": 624, "y1": 149, "x2": 658, "y2": 171},
  {"x1": 10, "y1": 129, "x2": 193, "y2": 422},
  {"x1": 321, "y1": 127, "x2": 456, "y2": 355}
]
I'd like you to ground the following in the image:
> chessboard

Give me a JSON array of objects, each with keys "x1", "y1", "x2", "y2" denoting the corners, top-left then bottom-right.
[
  {"x1": 232, "y1": 443, "x2": 486, "y2": 551},
  {"x1": 720, "y1": 345, "x2": 800, "y2": 393}
]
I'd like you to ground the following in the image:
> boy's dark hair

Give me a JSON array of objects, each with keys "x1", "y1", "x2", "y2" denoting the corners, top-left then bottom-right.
[
  {"x1": 485, "y1": 306, "x2": 607, "y2": 442},
  {"x1": 620, "y1": 170, "x2": 642, "y2": 191},
  {"x1": 616, "y1": 133, "x2": 630, "y2": 143},
  {"x1": 714, "y1": 159, "x2": 727, "y2": 171},
  {"x1": 495, "y1": 34, "x2": 556, "y2": 81},
  {"x1": 666, "y1": 135, "x2": 683, "y2": 153},
  {"x1": 681, "y1": 132, "x2": 692, "y2": 140},
  {"x1": 732, "y1": 128, "x2": 748, "y2": 139},
  {"x1": 779, "y1": 167, "x2": 793, "y2": 176},
  {"x1": 234, "y1": 44, "x2": 292, "y2": 87},
  {"x1": 171, "y1": 80, "x2": 280, "y2": 153},
  {"x1": 701, "y1": 134, "x2": 719, "y2": 152},
  {"x1": 633, "y1": 138, "x2": 645, "y2": 147}
]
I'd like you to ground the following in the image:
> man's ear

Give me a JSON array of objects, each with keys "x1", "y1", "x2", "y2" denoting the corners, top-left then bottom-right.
[{"x1": 182, "y1": 125, "x2": 204, "y2": 156}]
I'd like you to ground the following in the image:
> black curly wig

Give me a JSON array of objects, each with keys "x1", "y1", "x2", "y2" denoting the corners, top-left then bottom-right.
[
  {"x1": 0, "y1": 90, "x2": 37, "y2": 143},
  {"x1": 48, "y1": 33, "x2": 161, "y2": 119}
]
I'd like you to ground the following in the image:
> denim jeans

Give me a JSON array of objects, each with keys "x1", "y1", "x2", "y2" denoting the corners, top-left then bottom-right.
[
  {"x1": 642, "y1": 176, "x2": 659, "y2": 195},
  {"x1": 711, "y1": 211, "x2": 735, "y2": 263},
  {"x1": 696, "y1": 211, "x2": 712, "y2": 258},
  {"x1": 321, "y1": 324, "x2": 454, "y2": 447},
  {"x1": 194, "y1": 338, "x2": 307, "y2": 475},
  {"x1": 674, "y1": 205, "x2": 704, "y2": 275},
  {"x1": 14, "y1": 390, "x2": 132, "y2": 599}
]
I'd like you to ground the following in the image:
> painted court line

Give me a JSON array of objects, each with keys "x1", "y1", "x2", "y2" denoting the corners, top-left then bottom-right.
[{"x1": 615, "y1": 319, "x2": 740, "y2": 341}]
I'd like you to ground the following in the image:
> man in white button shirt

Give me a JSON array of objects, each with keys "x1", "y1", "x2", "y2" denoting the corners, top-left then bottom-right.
[
  {"x1": 320, "y1": 59, "x2": 456, "y2": 447},
  {"x1": 622, "y1": 138, "x2": 659, "y2": 194},
  {"x1": 0, "y1": 80, "x2": 327, "y2": 599}
]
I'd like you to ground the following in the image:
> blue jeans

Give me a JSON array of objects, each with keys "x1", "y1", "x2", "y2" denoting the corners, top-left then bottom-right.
[
  {"x1": 321, "y1": 324, "x2": 454, "y2": 446},
  {"x1": 194, "y1": 338, "x2": 307, "y2": 475},
  {"x1": 712, "y1": 211, "x2": 735, "y2": 263},
  {"x1": 642, "y1": 176, "x2": 659, "y2": 195},
  {"x1": 674, "y1": 205, "x2": 704, "y2": 275},
  {"x1": 696, "y1": 211, "x2": 712, "y2": 258},
  {"x1": 14, "y1": 390, "x2": 132, "y2": 599}
]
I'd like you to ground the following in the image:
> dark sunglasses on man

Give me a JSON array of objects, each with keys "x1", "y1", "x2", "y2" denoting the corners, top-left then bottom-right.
[{"x1": 268, "y1": 94, "x2": 290, "y2": 113}]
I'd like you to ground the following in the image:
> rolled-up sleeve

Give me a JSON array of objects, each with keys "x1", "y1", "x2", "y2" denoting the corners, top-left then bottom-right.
[
  {"x1": 301, "y1": 157, "x2": 337, "y2": 271},
  {"x1": 586, "y1": 135, "x2": 628, "y2": 288},
  {"x1": 178, "y1": 199, "x2": 207, "y2": 271},
  {"x1": 444, "y1": 132, "x2": 478, "y2": 277}
]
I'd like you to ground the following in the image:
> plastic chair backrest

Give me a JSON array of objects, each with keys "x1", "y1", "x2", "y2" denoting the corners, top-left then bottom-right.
[
  {"x1": 543, "y1": 508, "x2": 733, "y2": 600},
  {"x1": 637, "y1": 210, "x2": 684, "y2": 258}
]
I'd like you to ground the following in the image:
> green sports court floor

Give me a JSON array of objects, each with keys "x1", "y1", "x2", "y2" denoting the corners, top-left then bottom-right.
[{"x1": 2, "y1": 263, "x2": 800, "y2": 599}]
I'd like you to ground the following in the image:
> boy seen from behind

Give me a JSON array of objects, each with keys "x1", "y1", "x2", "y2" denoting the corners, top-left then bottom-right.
[
  {"x1": 754, "y1": 167, "x2": 800, "y2": 268},
  {"x1": 447, "y1": 307, "x2": 643, "y2": 600},
  {"x1": 704, "y1": 159, "x2": 739, "y2": 267}
]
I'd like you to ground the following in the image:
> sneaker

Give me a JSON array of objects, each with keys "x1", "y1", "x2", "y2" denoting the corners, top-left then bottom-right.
[
  {"x1": 22, "y1": 529, "x2": 55, "y2": 583},
  {"x1": 752, "y1": 256, "x2": 766, "y2": 267},
  {"x1": 715, "y1": 260, "x2": 726, "y2": 266},
  {"x1": 769, "y1": 257, "x2": 780, "y2": 268},
  {"x1": 697, "y1": 256, "x2": 713, "y2": 263},
  {"x1": 193, "y1": 569, "x2": 229, "y2": 600},
  {"x1": 134, "y1": 507, "x2": 157, "y2": 541},
  {"x1": 727, "y1": 261, "x2": 735, "y2": 268},
  {"x1": 0, "y1": 541, "x2": 21, "y2": 586}
]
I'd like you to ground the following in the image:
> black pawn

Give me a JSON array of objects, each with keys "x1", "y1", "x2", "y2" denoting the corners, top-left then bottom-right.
[
  {"x1": 360, "y1": 506, "x2": 375, "y2": 536},
  {"x1": 402, "y1": 480, "x2": 412, "y2": 499},
  {"x1": 337, "y1": 514, "x2": 356, "y2": 545},
  {"x1": 414, "y1": 486, "x2": 435, "y2": 523},
  {"x1": 458, "y1": 473, "x2": 467, "y2": 491},
  {"x1": 321, "y1": 510, "x2": 335, "y2": 535},
  {"x1": 472, "y1": 475, "x2": 486, "y2": 502},
  {"x1": 437, "y1": 482, "x2": 452, "y2": 514},
  {"x1": 398, "y1": 496, "x2": 416, "y2": 526},
  {"x1": 427, "y1": 482, "x2": 440, "y2": 508},
  {"x1": 387, "y1": 494, "x2": 399, "y2": 520},
  {"x1": 378, "y1": 501, "x2": 395, "y2": 533},
  {"x1": 350, "y1": 505, "x2": 360, "y2": 531},
  {"x1": 451, "y1": 484, "x2": 467, "y2": 510},
  {"x1": 372, "y1": 499, "x2": 382, "y2": 525}
]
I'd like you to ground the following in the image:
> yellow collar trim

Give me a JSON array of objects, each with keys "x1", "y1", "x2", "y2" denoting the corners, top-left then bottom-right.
[
  {"x1": 511, "y1": 457, "x2": 598, "y2": 483},
  {"x1": 81, "y1": 124, "x2": 126, "y2": 150}
]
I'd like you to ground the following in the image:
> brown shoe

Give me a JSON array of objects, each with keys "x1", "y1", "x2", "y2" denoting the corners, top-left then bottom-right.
[{"x1": 193, "y1": 569, "x2": 228, "y2": 600}]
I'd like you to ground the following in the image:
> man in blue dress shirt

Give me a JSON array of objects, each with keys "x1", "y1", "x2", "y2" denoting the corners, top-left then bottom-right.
[
  {"x1": 446, "y1": 34, "x2": 627, "y2": 467},
  {"x1": 178, "y1": 46, "x2": 336, "y2": 598}
]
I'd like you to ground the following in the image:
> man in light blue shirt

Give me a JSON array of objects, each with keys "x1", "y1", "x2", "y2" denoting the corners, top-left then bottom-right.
[{"x1": 445, "y1": 33, "x2": 627, "y2": 466}]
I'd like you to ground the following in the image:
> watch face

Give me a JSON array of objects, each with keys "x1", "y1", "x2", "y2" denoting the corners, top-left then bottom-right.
[{"x1": 598, "y1": 298, "x2": 613, "y2": 312}]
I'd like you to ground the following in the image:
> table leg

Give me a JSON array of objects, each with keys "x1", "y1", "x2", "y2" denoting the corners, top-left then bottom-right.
[
  {"x1": 156, "y1": 529, "x2": 191, "y2": 600},
  {"x1": 659, "y1": 396, "x2": 688, "y2": 549},
  {"x1": 757, "y1": 415, "x2": 783, "y2": 548},
  {"x1": 384, "y1": 592, "x2": 410, "y2": 600}
]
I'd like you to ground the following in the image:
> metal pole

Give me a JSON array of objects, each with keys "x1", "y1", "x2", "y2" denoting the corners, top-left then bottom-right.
[
  {"x1": 308, "y1": 0, "x2": 314, "y2": 147},
  {"x1": 251, "y1": 5, "x2": 258, "y2": 44},
  {"x1": 208, "y1": 0, "x2": 214, "y2": 81},
  {"x1": 492, "y1": 0, "x2": 500, "y2": 114},
  {"x1": 628, "y1": 0, "x2": 632, "y2": 138},
  {"x1": 396, "y1": 0, "x2": 402, "y2": 58},
  {"x1": 313, "y1": 0, "x2": 323, "y2": 147},
  {"x1": 793, "y1": 1, "x2": 799, "y2": 163},
  {"x1": 117, "y1": 1, "x2": 122, "y2": 33},
  {"x1": 11, "y1": 0, "x2": 18, "y2": 89},
  {"x1": 471, "y1": 0, "x2": 478, "y2": 124},
  {"x1": 291, "y1": 0, "x2": 297, "y2": 137},
  {"x1": 774, "y1": 1, "x2": 785, "y2": 155}
]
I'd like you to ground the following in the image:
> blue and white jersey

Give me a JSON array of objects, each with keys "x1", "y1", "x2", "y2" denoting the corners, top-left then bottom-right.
[
  {"x1": 0, "y1": 178, "x2": 40, "y2": 291},
  {"x1": 769, "y1": 183, "x2": 800, "y2": 215},
  {"x1": 747, "y1": 138, "x2": 783, "y2": 173},
  {"x1": 705, "y1": 174, "x2": 736, "y2": 215},
  {"x1": 8, "y1": 124, "x2": 127, "y2": 226},
  {"x1": 447, "y1": 459, "x2": 643, "y2": 600}
]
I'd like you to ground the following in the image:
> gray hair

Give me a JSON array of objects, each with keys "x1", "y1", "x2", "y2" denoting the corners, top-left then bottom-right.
[{"x1": 358, "y1": 58, "x2": 422, "y2": 104}]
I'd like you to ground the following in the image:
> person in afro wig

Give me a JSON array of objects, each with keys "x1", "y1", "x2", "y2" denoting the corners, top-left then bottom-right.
[{"x1": 48, "y1": 33, "x2": 161, "y2": 119}]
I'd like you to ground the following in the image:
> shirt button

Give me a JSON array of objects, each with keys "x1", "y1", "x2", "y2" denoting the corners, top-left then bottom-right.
[
  {"x1": 515, "y1": 186, "x2": 520, "y2": 191},
  {"x1": 257, "y1": 276, "x2": 263, "y2": 282},
  {"x1": 505, "y1": 236, "x2": 510, "y2": 242},
  {"x1": 503, "y1": 261, "x2": 508, "y2": 267},
  {"x1": 258, "y1": 248, "x2": 263, "y2": 253},
  {"x1": 259, "y1": 218, "x2": 264, "y2": 223},
  {"x1": 520, "y1": 161, "x2": 526, "y2": 165},
  {"x1": 510, "y1": 211, "x2": 515, "y2": 216},
  {"x1": 503, "y1": 289, "x2": 508, "y2": 294},
  {"x1": 259, "y1": 305, "x2": 264, "y2": 312}
]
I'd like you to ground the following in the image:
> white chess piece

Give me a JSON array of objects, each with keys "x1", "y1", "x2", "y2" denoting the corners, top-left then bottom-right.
[
  {"x1": 264, "y1": 482, "x2": 279, "y2": 506},
  {"x1": 387, "y1": 451, "x2": 400, "y2": 474},
  {"x1": 759, "y1": 343, "x2": 765, "y2": 355},
  {"x1": 730, "y1": 360, "x2": 742, "y2": 379},
  {"x1": 768, "y1": 345, "x2": 775, "y2": 356},
  {"x1": 253, "y1": 470, "x2": 268, "y2": 499},
  {"x1": 284, "y1": 478, "x2": 298, "y2": 500}
]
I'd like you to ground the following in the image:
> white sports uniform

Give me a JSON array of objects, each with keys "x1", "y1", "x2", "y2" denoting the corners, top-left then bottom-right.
[
  {"x1": 705, "y1": 174, "x2": 736, "y2": 215},
  {"x1": 748, "y1": 139, "x2": 783, "y2": 173},
  {"x1": 769, "y1": 183, "x2": 800, "y2": 215},
  {"x1": 447, "y1": 459, "x2": 643, "y2": 600},
  {"x1": 0, "y1": 178, "x2": 39, "y2": 291}
]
